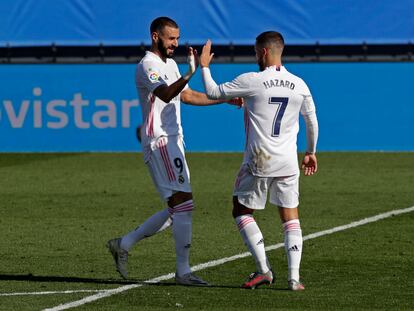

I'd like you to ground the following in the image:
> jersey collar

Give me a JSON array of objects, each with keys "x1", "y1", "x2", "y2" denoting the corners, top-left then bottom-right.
[
  {"x1": 146, "y1": 51, "x2": 166, "y2": 63},
  {"x1": 266, "y1": 65, "x2": 285, "y2": 72}
]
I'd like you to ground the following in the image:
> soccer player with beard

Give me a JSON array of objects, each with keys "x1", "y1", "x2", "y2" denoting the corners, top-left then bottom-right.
[
  {"x1": 200, "y1": 32, "x2": 319, "y2": 290},
  {"x1": 107, "y1": 17, "x2": 241, "y2": 286}
]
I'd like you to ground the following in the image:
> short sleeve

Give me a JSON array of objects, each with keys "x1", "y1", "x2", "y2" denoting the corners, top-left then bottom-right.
[{"x1": 137, "y1": 60, "x2": 167, "y2": 93}]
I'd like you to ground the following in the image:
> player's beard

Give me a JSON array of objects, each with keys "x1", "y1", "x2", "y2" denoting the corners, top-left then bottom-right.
[{"x1": 158, "y1": 39, "x2": 175, "y2": 58}]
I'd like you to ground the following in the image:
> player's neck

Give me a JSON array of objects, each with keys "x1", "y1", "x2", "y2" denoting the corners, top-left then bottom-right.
[
  {"x1": 264, "y1": 55, "x2": 282, "y2": 69},
  {"x1": 267, "y1": 62, "x2": 282, "y2": 67},
  {"x1": 150, "y1": 47, "x2": 167, "y2": 63}
]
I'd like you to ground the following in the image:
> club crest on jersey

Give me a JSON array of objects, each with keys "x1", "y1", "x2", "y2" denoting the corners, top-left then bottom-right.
[
  {"x1": 148, "y1": 71, "x2": 159, "y2": 82},
  {"x1": 178, "y1": 175, "x2": 185, "y2": 184}
]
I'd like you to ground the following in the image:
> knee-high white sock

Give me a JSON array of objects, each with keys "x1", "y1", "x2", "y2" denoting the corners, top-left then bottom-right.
[
  {"x1": 170, "y1": 200, "x2": 194, "y2": 276},
  {"x1": 120, "y1": 208, "x2": 172, "y2": 251},
  {"x1": 283, "y1": 219, "x2": 303, "y2": 281},
  {"x1": 236, "y1": 215, "x2": 269, "y2": 274}
]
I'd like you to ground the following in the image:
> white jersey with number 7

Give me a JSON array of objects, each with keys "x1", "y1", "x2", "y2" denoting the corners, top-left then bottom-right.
[{"x1": 206, "y1": 65, "x2": 316, "y2": 177}]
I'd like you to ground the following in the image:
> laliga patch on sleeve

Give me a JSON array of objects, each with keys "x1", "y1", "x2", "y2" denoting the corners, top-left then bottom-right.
[{"x1": 147, "y1": 68, "x2": 160, "y2": 82}]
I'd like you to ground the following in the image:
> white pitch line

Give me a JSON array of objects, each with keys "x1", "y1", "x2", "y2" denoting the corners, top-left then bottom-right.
[
  {"x1": 0, "y1": 290, "x2": 108, "y2": 297},
  {"x1": 43, "y1": 205, "x2": 414, "y2": 311}
]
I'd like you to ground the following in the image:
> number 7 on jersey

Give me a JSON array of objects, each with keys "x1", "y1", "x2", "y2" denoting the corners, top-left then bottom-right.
[{"x1": 269, "y1": 97, "x2": 289, "y2": 137}]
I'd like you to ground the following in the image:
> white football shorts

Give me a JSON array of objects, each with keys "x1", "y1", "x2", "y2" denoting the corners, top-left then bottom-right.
[
  {"x1": 145, "y1": 135, "x2": 191, "y2": 200},
  {"x1": 233, "y1": 164, "x2": 299, "y2": 209}
]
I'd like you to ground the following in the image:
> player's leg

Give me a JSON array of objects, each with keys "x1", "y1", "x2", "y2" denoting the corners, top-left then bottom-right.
[
  {"x1": 233, "y1": 198, "x2": 269, "y2": 275},
  {"x1": 108, "y1": 213, "x2": 173, "y2": 279},
  {"x1": 233, "y1": 165, "x2": 273, "y2": 288},
  {"x1": 168, "y1": 191, "x2": 193, "y2": 278},
  {"x1": 107, "y1": 206, "x2": 172, "y2": 279},
  {"x1": 107, "y1": 218, "x2": 172, "y2": 279},
  {"x1": 154, "y1": 136, "x2": 207, "y2": 285},
  {"x1": 270, "y1": 174, "x2": 304, "y2": 290},
  {"x1": 167, "y1": 191, "x2": 207, "y2": 286},
  {"x1": 120, "y1": 209, "x2": 172, "y2": 251},
  {"x1": 279, "y1": 207, "x2": 304, "y2": 290},
  {"x1": 107, "y1": 138, "x2": 175, "y2": 279},
  {"x1": 119, "y1": 148, "x2": 176, "y2": 252}
]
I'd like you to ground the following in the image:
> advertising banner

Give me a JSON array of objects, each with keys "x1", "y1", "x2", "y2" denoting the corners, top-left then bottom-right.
[{"x1": 0, "y1": 63, "x2": 413, "y2": 152}]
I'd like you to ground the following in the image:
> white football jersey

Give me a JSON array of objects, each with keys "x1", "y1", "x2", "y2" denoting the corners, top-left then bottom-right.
[
  {"x1": 135, "y1": 51, "x2": 188, "y2": 146},
  {"x1": 214, "y1": 66, "x2": 316, "y2": 177}
]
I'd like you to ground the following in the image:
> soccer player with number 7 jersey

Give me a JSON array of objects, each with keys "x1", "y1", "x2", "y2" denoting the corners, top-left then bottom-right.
[{"x1": 200, "y1": 31, "x2": 319, "y2": 290}]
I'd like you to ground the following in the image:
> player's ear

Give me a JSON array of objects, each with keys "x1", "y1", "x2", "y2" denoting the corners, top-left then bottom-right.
[{"x1": 151, "y1": 31, "x2": 158, "y2": 42}]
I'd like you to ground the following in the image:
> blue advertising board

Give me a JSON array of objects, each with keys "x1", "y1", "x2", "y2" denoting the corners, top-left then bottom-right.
[
  {"x1": 0, "y1": 65, "x2": 141, "y2": 151},
  {"x1": 0, "y1": 63, "x2": 413, "y2": 152}
]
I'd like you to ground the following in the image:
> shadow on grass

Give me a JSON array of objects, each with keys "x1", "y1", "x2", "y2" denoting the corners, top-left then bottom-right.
[
  {"x1": 0, "y1": 274, "x2": 286, "y2": 290},
  {"x1": 0, "y1": 274, "x2": 140, "y2": 285}
]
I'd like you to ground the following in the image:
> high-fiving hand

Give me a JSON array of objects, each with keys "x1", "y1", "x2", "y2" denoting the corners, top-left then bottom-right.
[
  {"x1": 183, "y1": 46, "x2": 199, "y2": 80},
  {"x1": 200, "y1": 40, "x2": 214, "y2": 68}
]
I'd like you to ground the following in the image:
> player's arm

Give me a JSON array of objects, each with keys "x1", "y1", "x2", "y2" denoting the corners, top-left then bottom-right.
[
  {"x1": 154, "y1": 79, "x2": 189, "y2": 103},
  {"x1": 200, "y1": 40, "x2": 252, "y2": 100},
  {"x1": 300, "y1": 95, "x2": 319, "y2": 176},
  {"x1": 153, "y1": 47, "x2": 198, "y2": 103},
  {"x1": 181, "y1": 88, "x2": 242, "y2": 106}
]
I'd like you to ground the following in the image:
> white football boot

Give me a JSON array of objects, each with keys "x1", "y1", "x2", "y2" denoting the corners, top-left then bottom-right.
[
  {"x1": 288, "y1": 279, "x2": 305, "y2": 291},
  {"x1": 175, "y1": 272, "x2": 209, "y2": 286},
  {"x1": 107, "y1": 238, "x2": 129, "y2": 279}
]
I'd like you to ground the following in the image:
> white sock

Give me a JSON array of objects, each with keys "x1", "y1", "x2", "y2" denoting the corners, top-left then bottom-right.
[
  {"x1": 171, "y1": 200, "x2": 194, "y2": 276},
  {"x1": 120, "y1": 208, "x2": 172, "y2": 251},
  {"x1": 283, "y1": 219, "x2": 303, "y2": 281},
  {"x1": 236, "y1": 215, "x2": 269, "y2": 274}
]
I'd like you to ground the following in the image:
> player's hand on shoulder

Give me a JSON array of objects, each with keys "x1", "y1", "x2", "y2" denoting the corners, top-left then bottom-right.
[
  {"x1": 200, "y1": 39, "x2": 214, "y2": 68},
  {"x1": 301, "y1": 153, "x2": 317, "y2": 176}
]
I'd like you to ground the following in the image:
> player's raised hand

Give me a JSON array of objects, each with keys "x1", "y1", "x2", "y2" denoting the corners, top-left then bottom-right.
[
  {"x1": 183, "y1": 46, "x2": 198, "y2": 80},
  {"x1": 193, "y1": 48, "x2": 200, "y2": 69},
  {"x1": 200, "y1": 39, "x2": 214, "y2": 68},
  {"x1": 301, "y1": 153, "x2": 318, "y2": 176}
]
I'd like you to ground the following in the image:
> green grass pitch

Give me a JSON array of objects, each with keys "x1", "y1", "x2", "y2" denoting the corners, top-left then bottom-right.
[{"x1": 0, "y1": 152, "x2": 413, "y2": 310}]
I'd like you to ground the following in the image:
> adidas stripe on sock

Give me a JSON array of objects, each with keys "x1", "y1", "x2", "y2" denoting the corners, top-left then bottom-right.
[
  {"x1": 171, "y1": 200, "x2": 194, "y2": 276},
  {"x1": 236, "y1": 215, "x2": 269, "y2": 274},
  {"x1": 283, "y1": 219, "x2": 303, "y2": 281}
]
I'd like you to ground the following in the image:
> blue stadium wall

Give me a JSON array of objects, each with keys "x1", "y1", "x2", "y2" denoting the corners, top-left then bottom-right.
[
  {"x1": 1, "y1": 0, "x2": 414, "y2": 46},
  {"x1": 0, "y1": 62, "x2": 412, "y2": 152}
]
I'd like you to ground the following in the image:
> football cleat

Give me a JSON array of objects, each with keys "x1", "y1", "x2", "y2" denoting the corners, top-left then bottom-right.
[
  {"x1": 175, "y1": 272, "x2": 209, "y2": 286},
  {"x1": 288, "y1": 279, "x2": 305, "y2": 291},
  {"x1": 270, "y1": 268, "x2": 276, "y2": 284},
  {"x1": 106, "y1": 238, "x2": 129, "y2": 279},
  {"x1": 242, "y1": 270, "x2": 273, "y2": 289}
]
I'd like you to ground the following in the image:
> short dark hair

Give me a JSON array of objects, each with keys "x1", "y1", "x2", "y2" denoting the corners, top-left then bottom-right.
[
  {"x1": 150, "y1": 17, "x2": 179, "y2": 34},
  {"x1": 256, "y1": 31, "x2": 284, "y2": 50}
]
